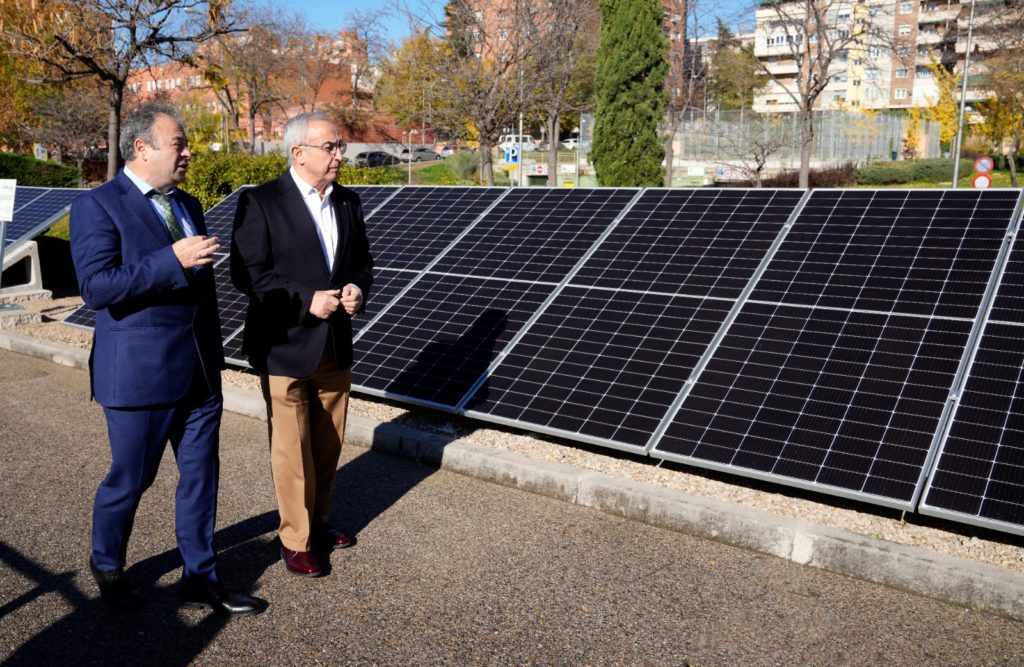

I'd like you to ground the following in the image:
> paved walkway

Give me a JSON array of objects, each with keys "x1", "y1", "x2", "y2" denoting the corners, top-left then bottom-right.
[{"x1": 2, "y1": 348, "x2": 1024, "y2": 665}]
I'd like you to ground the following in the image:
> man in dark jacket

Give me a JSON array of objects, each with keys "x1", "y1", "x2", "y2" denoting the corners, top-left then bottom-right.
[{"x1": 230, "y1": 112, "x2": 374, "y2": 577}]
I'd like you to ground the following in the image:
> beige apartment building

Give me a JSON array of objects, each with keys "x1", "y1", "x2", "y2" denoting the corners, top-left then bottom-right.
[{"x1": 753, "y1": 0, "x2": 997, "y2": 112}]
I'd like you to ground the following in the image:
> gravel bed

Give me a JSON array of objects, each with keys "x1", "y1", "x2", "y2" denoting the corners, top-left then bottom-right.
[{"x1": 10, "y1": 296, "x2": 1024, "y2": 574}]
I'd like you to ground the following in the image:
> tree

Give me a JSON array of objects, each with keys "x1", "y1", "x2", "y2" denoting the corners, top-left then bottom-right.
[
  {"x1": 521, "y1": 0, "x2": 599, "y2": 185},
  {"x1": 754, "y1": 0, "x2": 894, "y2": 187},
  {"x1": 23, "y1": 81, "x2": 108, "y2": 182},
  {"x1": 0, "y1": 0, "x2": 235, "y2": 180},
  {"x1": 711, "y1": 112, "x2": 798, "y2": 186},
  {"x1": 706, "y1": 19, "x2": 768, "y2": 111},
  {"x1": 972, "y1": 2, "x2": 1024, "y2": 186},
  {"x1": 925, "y1": 59, "x2": 959, "y2": 151},
  {"x1": 591, "y1": 0, "x2": 668, "y2": 187}
]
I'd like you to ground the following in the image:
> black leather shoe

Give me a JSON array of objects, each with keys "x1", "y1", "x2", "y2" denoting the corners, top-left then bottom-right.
[
  {"x1": 180, "y1": 579, "x2": 267, "y2": 617},
  {"x1": 89, "y1": 557, "x2": 144, "y2": 610}
]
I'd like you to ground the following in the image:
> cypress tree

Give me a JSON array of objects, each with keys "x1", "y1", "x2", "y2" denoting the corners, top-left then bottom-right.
[{"x1": 591, "y1": 0, "x2": 669, "y2": 187}]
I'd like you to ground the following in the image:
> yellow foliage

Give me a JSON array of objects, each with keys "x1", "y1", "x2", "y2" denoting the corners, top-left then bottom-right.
[{"x1": 924, "y1": 60, "x2": 960, "y2": 146}]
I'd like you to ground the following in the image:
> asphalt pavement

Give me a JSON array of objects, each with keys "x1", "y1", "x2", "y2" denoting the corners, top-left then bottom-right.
[{"x1": 2, "y1": 347, "x2": 1024, "y2": 665}]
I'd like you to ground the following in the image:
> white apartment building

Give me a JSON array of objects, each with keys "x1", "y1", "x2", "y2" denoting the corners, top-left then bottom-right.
[{"x1": 752, "y1": 0, "x2": 995, "y2": 112}]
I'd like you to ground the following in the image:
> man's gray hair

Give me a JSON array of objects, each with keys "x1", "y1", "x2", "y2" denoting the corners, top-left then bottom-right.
[
  {"x1": 283, "y1": 112, "x2": 335, "y2": 164},
  {"x1": 120, "y1": 103, "x2": 182, "y2": 162}
]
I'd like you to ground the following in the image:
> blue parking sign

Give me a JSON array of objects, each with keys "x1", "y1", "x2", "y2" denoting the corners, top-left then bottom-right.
[{"x1": 505, "y1": 145, "x2": 519, "y2": 164}]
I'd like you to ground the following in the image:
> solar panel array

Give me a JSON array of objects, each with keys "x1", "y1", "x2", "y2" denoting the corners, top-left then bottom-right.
[
  {"x1": 59, "y1": 184, "x2": 1024, "y2": 535},
  {"x1": 3, "y1": 186, "x2": 85, "y2": 251}
]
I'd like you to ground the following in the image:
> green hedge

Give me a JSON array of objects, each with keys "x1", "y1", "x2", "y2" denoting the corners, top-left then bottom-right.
[
  {"x1": 854, "y1": 158, "x2": 973, "y2": 185},
  {"x1": 0, "y1": 152, "x2": 81, "y2": 187},
  {"x1": 182, "y1": 150, "x2": 404, "y2": 210}
]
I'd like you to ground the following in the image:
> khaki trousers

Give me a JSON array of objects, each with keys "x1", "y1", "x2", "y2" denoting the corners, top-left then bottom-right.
[{"x1": 261, "y1": 349, "x2": 351, "y2": 552}]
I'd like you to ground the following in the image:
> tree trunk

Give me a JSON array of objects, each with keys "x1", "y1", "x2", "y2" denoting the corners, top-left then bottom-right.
[
  {"x1": 1009, "y1": 141, "x2": 1020, "y2": 188},
  {"x1": 663, "y1": 116, "x2": 676, "y2": 188},
  {"x1": 106, "y1": 83, "x2": 124, "y2": 182},
  {"x1": 480, "y1": 142, "x2": 494, "y2": 186},
  {"x1": 798, "y1": 108, "x2": 814, "y2": 189},
  {"x1": 546, "y1": 114, "x2": 560, "y2": 187}
]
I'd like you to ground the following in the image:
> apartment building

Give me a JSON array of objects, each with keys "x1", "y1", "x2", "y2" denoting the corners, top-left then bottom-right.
[{"x1": 752, "y1": 0, "x2": 994, "y2": 112}]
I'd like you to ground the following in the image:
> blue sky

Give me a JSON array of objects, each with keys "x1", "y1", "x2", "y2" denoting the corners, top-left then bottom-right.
[{"x1": 259, "y1": 0, "x2": 756, "y2": 44}]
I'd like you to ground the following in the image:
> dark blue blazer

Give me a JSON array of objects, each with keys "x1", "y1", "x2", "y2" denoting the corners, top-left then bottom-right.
[
  {"x1": 70, "y1": 170, "x2": 224, "y2": 407},
  {"x1": 230, "y1": 173, "x2": 374, "y2": 377}
]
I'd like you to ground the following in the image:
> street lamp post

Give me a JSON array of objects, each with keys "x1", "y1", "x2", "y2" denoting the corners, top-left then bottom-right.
[
  {"x1": 572, "y1": 125, "x2": 580, "y2": 187},
  {"x1": 408, "y1": 129, "x2": 417, "y2": 185}
]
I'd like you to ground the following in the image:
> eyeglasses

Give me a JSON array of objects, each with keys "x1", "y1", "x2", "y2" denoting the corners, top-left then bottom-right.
[{"x1": 300, "y1": 142, "x2": 346, "y2": 155}]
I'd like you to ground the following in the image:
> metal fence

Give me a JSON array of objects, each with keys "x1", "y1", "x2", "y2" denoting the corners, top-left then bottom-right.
[{"x1": 670, "y1": 109, "x2": 941, "y2": 171}]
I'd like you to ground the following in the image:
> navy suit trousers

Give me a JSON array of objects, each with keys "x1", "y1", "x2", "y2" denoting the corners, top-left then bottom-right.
[{"x1": 91, "y1": 364, "x2": 222, "y2": 584}]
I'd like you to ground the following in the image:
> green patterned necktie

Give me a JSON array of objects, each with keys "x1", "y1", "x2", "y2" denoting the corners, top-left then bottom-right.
[{"x1": 149, "y1": 191, "x2": 185, "y2": 242}]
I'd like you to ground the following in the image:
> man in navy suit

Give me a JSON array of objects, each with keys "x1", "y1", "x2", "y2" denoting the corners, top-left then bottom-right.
[
  {"x1": 231, "y1": 112, "x2": 373, "y2": 577},
  {"x1": 70, "y1": 103, "x2": 264, "y2": 616}
]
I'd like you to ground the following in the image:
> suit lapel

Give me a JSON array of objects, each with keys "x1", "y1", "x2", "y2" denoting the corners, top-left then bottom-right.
[
  {"x1": 114, "y1": 171, "x2": 173, "y2": 246},
  {"x1": 328, "y1": 187, "x2": 353, "y2": 280}
]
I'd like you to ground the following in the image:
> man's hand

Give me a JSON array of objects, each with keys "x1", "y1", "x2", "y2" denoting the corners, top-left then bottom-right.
[
  {"x1": 172, "y1": 236, "x2": 220, "y2": 269},
  {"x1": 340, "y1": 284, "x2": 363, "y2": 315},
  {"x1": 310, "y1": 289, "x2": 342, "y2": 319}
]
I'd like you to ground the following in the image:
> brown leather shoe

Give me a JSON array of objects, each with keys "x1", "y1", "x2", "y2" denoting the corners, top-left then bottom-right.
[
  {"x1": 313, "y1": 524, "x2": 355, "y2": 550},
  {"x1": 280, "y1": 546, "x2": 321, "y2": 577}
]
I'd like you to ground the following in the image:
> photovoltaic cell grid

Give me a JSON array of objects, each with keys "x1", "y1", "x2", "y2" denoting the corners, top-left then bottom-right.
[
  {"x1": 4, "y1": 187, "x2": 85, "y2": 249},
  {"x1": 466, "y1": 189, "x2": 805, "y2": 451},
  {"x1": 570, "y1": 188, "x2": 805, "y2": 299},
  {"x1": 652, "y1": 189, "x2": 1021, "y2": 508},
  {"x1": 922, "y1": 203, "x2": 1024, "y2": 533},
  {"x1": 363, "y1": 186, "x2": 506, "y2": 271},
  {"x1": 430, "y1": 188, "x2": 640, "y2": 282},
  {"x1": 213, "y1": 259, "x2": 249, "y2": 365},
  {"x1": 203, "y1": 187, "x2": 251, "y2": 259},
  {"x1": 350, "y1": 185, "x2": 400, "y2": 216},
  {"x1": 350, "y1": 269, "x2": 419, "y2": 336}
]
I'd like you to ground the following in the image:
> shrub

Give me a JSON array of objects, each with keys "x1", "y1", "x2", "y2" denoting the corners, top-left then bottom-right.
[
  {"x1": 760, "y1": 163, "x2": 856, "y2": 188},
  {"x1": 446, "y1": 150, "x2": 480, "y2": 183},
  {"x1": 0, "y1": 152, "x2": 81, "y2": 187},
  {"x1": 854, "y1": 158, "x2": 972, "y2": 185}
]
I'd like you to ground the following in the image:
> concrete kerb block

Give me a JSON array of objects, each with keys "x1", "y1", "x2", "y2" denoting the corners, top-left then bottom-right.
[{"x1": 0, "y1": 330, "x2": 87, "y2": 368}]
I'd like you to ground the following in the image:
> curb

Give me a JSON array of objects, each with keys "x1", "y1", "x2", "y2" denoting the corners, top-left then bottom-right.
[{"x1": 2, "y1": 328, "x2": 1022, "y2": 621}]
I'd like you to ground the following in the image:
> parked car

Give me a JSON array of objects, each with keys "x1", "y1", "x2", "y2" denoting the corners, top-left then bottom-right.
[
  {"x1": 354, "y1": 150, "x2": 401, "y2": 167},
  {"x1": 399, "y1": 147, "x2": 441, "y2": 162},
  {"x1": 561, "y1": 137, "x2": 580, "y2": 150},
  {"x1": 497, "y1": 134, "x2": 537, "y2": 151},
  {"x1": 438, "y1": 144, "x2": 458, "y2": 158}
]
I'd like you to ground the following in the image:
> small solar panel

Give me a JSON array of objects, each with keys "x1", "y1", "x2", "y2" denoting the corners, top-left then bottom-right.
[
  {"x1": 352, "y1": 273, "x2": 552, "y2": 408},
  {"x1": 364, "y1": 186, "x2": 506, "y2": 271},
  {"x1": 750, "y1": 189, "x2": 1017, "y2": 319},
  {"x1": 350, "y1": 185, "x2": 400, "y2": 215},
  {"x1": 3, "y1": 187, "x2": 85, "y2": 249},
  {"x1": 429, "y1": 188, "x2": 640, "y2": 282},
  {"x1": 571, "y1": 188, "x2": 804, "y2": 299},
  {"x1": 62, "y1": 305, "x2": 97, "y2": 329},
  {"x1": 466, "y1": 287, "x2": 732, "y2": 449}
]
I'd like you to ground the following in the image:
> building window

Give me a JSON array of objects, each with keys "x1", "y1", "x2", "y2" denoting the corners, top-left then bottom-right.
[
  {"x1": 894, "y1": 88, "x2": 908, "y2": 99},
  {"x1": 869, "y1": 46, "x2": 882, "y2": 58},
  {"x1": 896, "y1": 67, "x2": 909, "y2": 78},
  {"x1": 916, "y1": 67, "x2": 932, "y2": 78},
  {"x1": 898, "y1": 25, "x2": 912, "y2": 36},
  {"x1": 897, "y1": 46, "x2": 909, "y2": 56},
  {"x1": 900, "y1": 2, "x2": 913, "y2": 13},
  {"x1": 837, "y1": 10, "x2": 851, "y2": 21}
]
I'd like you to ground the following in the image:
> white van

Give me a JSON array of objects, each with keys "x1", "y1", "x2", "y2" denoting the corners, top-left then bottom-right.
[{"x1": 497, "y1": 134, "x2": 536, "y2": 151}]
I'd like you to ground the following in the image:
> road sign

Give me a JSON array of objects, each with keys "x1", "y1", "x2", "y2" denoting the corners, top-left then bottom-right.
[
  {"x1": 504, "y1": 146, "x2": 519, "y2": 164},
  {"x1": 973, "y1": 174, "x2": 991, "y2": 189},
  {"x1": 974, "y1": 156, "x2": 994, "y2": 174}
]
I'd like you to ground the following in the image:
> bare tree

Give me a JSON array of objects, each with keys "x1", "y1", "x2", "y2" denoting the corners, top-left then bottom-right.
[
  {"x1": 0, "y1": 0, "x2": 236, "y2": 180},
  {"x1": 523, "y1": 0, "x2": 599, "y2": 185},
  {"x1": 341, "y1": 9, "x2": 391, "y2": 114},
  {"x1": 753, "y1": 0, "x2": 894, "y2": 187},
  {"x1": 972, "y1": 2, "x2": 1024, "y2": 186},
  {"x1": 711, "y1": 112, "x2": 798, "y2": 186},
  {"x1": 284, "y1": 30, "x2": 347, "y2": 114},
  {"x1": 22, "y1": 81, "x2": 108, "y2": 183}
]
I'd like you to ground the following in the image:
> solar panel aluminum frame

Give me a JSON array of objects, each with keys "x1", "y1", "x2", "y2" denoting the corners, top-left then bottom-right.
[
  {"x1": 917, "y1": 189, "x2": 1024, "y2": 533},
  {"x1": 645, "y1": 188, "x2": 1022, "y2": 513},
  {"x1": 455, "y1": 189, "x2": 649, "y2": 452}
]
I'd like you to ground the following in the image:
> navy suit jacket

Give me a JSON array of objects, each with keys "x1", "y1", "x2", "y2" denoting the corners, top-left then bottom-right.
[
  {"x1": 230, "y1": 173, "x2": 374, "y2": 377},
  {"x1": 70, "y1": 170, "x2": 225, "y2": 407}
]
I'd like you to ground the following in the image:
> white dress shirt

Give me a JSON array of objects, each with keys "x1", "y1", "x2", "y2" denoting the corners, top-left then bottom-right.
[
  {"x1": 123, "y1": 165, "x2": 197, "y2": 237},
  {"x1": 289, "y1": 167, "x2": 338, "y2": 272}
]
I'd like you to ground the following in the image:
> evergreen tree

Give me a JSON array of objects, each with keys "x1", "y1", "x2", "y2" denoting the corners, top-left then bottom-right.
[
  {"x1": 591, "y1": 0, "x2": 668, "y2": 187},
  {"x1": 706, "y1": 19, "x2": 768, "y2": 111}
]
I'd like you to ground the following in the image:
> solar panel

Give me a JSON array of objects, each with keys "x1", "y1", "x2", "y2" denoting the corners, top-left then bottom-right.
[
  {"x1": 202, "y1": 186, "x2": 250, "y2": 259},
  {"x1": 650, "y1": 189, "x2": 1021, "y2": 509},
  {"x1": 350, "y1": 185, "x2": 400, "y2": 215},
  {"x1": 3, "y1": 187, "x2": 85, "y2": 250},
  {"x1": 351, "y1": 268, "x2": 419, "y2": 336},
  {"x1": 352, "y1": 273, "x2": 553, "y2": 408},
  {"x1": 364, "y1": 186, "x2": 506, "y2": 271},
  {"x1": 62, "y1": 304, "x2": 96, "y2": 329},
  {"x1": 987, "y1": 235, "x2": 1024, "y2": 324},
  {"x1": 429, "y1": 188, "x2": 640, "y2": 282}
]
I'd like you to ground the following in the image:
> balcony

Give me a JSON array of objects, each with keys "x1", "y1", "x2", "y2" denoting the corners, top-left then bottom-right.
[
  {"x1": 917, "y1": 7, "x2": 959, "y2": 23},
  {"x1": 916, "y1": 30, "x2": 945, "y2": 45}
]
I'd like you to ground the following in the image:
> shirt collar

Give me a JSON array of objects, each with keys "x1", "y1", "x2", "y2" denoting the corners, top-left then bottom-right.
[
  {"x1": 124, "y1": 165, "x2": 176, "y2": 197},
  {"x1": 289, "y1": 166, "x2": 333, "y2": 200}
]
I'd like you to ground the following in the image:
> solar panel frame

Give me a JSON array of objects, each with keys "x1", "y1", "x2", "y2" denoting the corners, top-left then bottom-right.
[{"x1": 3, "y1": 187, "x2": 86, "y2": 251}]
